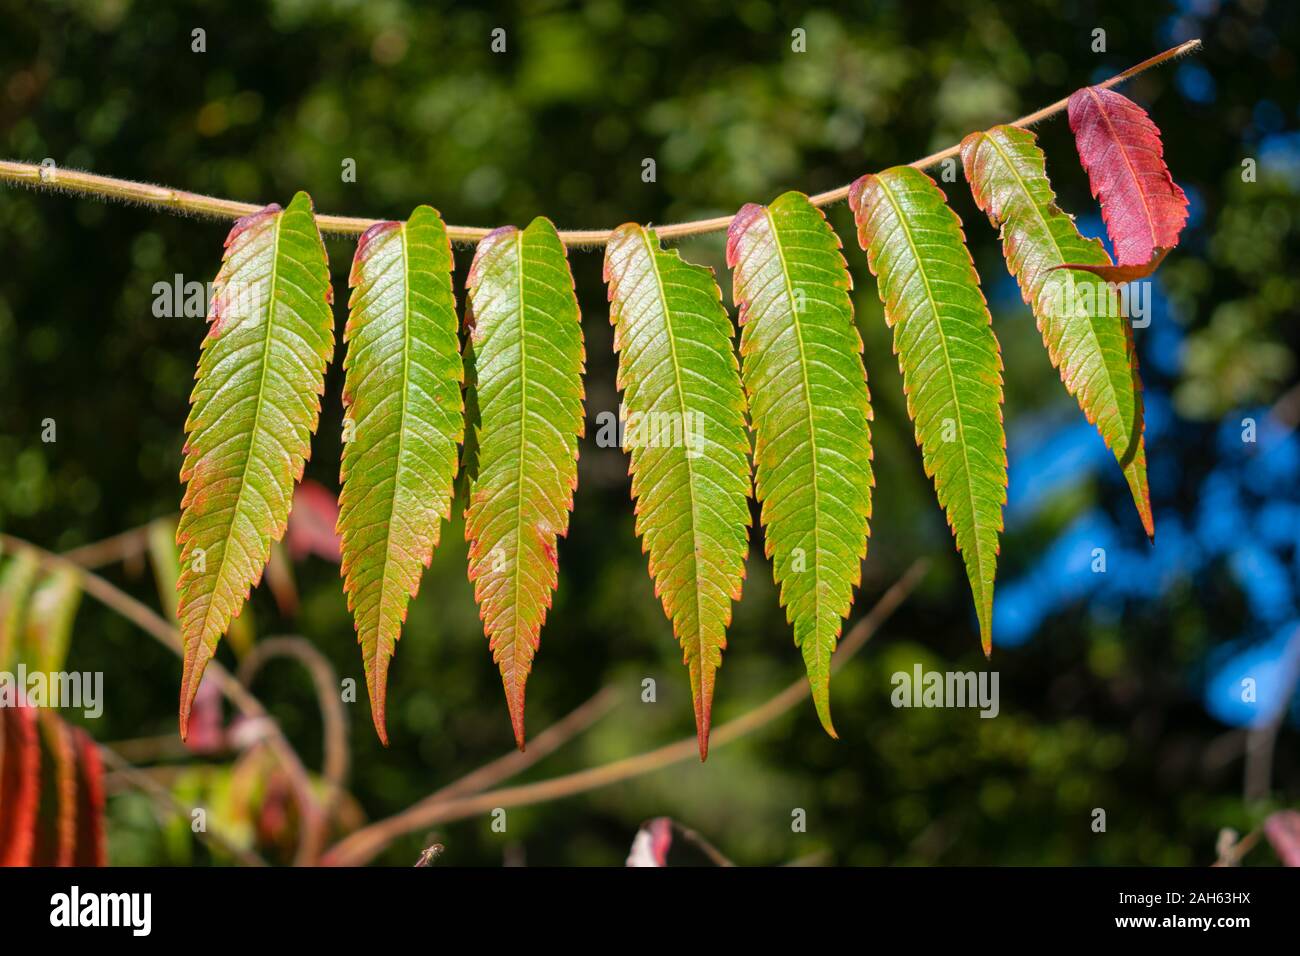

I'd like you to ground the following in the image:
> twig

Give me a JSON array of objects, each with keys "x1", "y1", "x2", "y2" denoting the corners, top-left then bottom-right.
[
  {"x1": 238, "y1": 635, "x2": 350, "y2": 866},
  {"x1": 1242, "y1": 625, "x2": 1300, "y2": 803},
  {"x1": 60, "y1": 522, "x2": 155, "y2": 569},
  {"x1": 0, "y1": 41, "x2": 1199, "y2": 246},
  {"x1": 321, "y1": 559, "x2": 927, "y2": 865},
  {"x1": 669, "y1": 820, "x2": 735, "y2": 867},
  {"x1": 429, "y1": 686, "x2": 619, "y2": 803}
]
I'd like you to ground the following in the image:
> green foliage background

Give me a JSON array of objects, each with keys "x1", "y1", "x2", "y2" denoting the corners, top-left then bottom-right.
[{"x1": 0, "y1": 0, "x2": 1296, "y2": 865}]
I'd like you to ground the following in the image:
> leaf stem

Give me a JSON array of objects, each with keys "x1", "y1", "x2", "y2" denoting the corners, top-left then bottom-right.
[{"x1": 0, "y1": 40, "x2": 1200, "y2": 248}]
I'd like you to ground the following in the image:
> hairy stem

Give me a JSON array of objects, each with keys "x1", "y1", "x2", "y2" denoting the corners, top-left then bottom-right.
[{"x1": 0, "y1": 41, "x2": 1199, "y2": 247}]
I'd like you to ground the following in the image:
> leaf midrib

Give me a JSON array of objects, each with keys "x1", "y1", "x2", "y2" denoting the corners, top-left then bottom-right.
[
  {"x1": 197, "y1": 209, "x2": 285, "y2": 645},
  {"x1": 638, "y1": 228, "x2": 704, "y2": 662},
  {"x1": 510, "y1": 229, "x2": 528, "y2": 676},
  {"x1": 875, "y1": 175, "x2": 989, "y2": 602},
  {"x1": 1082, "y1": 88, "x2": 1158, "y2": 254},
  {"x1": 374, "y1": 222, "x2": 413, "y2": 661},
  {"x1": 761, "y1": 206, "x2": 824, "y2": 666}
]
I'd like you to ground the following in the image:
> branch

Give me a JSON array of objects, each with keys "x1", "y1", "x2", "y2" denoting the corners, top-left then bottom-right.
[
  {"x1": 0, "y1": 41, "x2": 1199, "y2": 247},
  {"x1": 237, "y1": 635, "x2": 351, "y2": 866},
  {"x1": 321, "y1": 559, "x2": 927, "y2": 866}
]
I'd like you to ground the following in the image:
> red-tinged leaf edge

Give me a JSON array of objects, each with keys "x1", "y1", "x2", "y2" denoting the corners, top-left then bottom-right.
[
  {"x1": 1067, "y1": 86, "x2": 1189, "y2": 266},
  {"x1": 0, "y1": 702, "x2": 40, "y2": 866}
]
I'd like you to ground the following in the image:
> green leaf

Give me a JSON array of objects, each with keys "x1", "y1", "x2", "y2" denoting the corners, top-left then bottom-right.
[
  {"x1": 337, "y1": 207, "x2": 464, "y2": 744},
  {"x1": 176, "y1": 191, "x2": 335, "y2": 738},
  {"x1": 22, "y1": 567, "x2": 81, "y2": 675},
  {"x1": 850, "y1": 167, "x2": 1006, "y2": 652},
  {"x1": 961, "y1": 125, "x2": 1153, "y2": 538},
  {"x1": 0, "y1": 550, "x2": 40, "y2": 671},
  {"x1": 464, "y1": 217, "x2": 584, "y2": 750},
  {"x1": 604, "y1": 224, "x2": 751, "y2": 760},
  {"x1": 726, "y1": 192, "x2": 872, "y2": 736}
]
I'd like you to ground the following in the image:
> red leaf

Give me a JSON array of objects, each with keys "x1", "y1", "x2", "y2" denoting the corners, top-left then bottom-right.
[
  {"x1": 71, "y1": 729, "x2": 108, "y2": 866},
  {"x1": 1067, "y1": 87, "x2": 1189, "y2": 266},
  {"x1": 287, "y1": 479, "x2": 342, "y2": 563},
  {"x1": 0, "y1": 703, "x2": 41, "y2": 866}
]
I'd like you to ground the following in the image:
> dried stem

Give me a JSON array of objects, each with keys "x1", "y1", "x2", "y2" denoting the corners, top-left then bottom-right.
[
  {"x1": 238, "y1": 635, "x2": 351, "y2": 866},
  {"x1": 0, "y1": 41, "x2": 1199, "y2": 246}
]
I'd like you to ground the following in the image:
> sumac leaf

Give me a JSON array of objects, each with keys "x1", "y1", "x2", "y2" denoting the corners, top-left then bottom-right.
[
  {"x1": 338, "y1": 207, "x2": 464, "y2": 743},
  {"x1": 727, "y1": 192, "x2": 872, "y2": 734},
  {"x1": 604, "y1": 224, "x2": 751, "y2": 760},
  {"x1": 176, "y1": 192, "x2": 335, "y2": 738},
  {"x1": 850, "y1": 167, "x2": 1006, "y2": 653},
  {"x1": 1067, "y1": 86, "x2": 1189, "y2": 267},
  {"x1": 962, "y1": 125, "x2": 1153, "y2": 537},
  {"x1": 465, "y1": 217, "x2": 584, "y2": 750}
]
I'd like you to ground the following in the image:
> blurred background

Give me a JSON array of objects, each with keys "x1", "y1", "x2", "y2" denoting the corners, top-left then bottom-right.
[{"x1": 0, "y1": 0, "x2": 1297, "y2": 866}]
